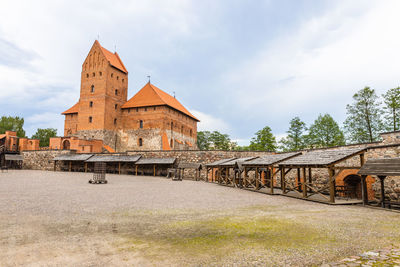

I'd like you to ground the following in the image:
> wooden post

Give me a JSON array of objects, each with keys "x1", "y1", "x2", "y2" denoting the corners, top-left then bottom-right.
[
  {"x1": 297, "y1": 168, "x2": 301, "y2": 192},
  {"x1": 85, "y1": 162, "x2": 88, "y2": 173},
  {"x1": 270, "y1": 167, "x2": 274, "y2": 194},
  {"x1": 153, "y1": 164, "x2": 156, "y2": 176},
  {"x1": 118, "y1": 162, "x2": 121, "y2": 174},
  {"x1": 135, "y1": 165, "x2": 138, "y2": 175},
  {"x1": 360, "y1": 153, "x2": 365, "y2": 166},
  {"x1": 361, "y1": 175, "x2": 368, "y2": 205},
  {"x1": 281, "y1": 167, "x2": 286, "y2": 193},
  {"x1": 211, "y1": 168, "x2": 214, "y2": 182},
  {"x1": 226, "y1": 167, "x2": 229, "y2": 185},
  {"x1": 255, "y1": 167, "x2": 259, "y2": 189},
  {"x1": 302, "y1": 167, "x2": 307, "y2": 198},
  {"x1": 69, "y1": 161, "x2": 72, "y2": 172},
  {"x1": 308, "y1": 168, "x2": 312, "y2": 193},
  {"x1": 243, "y1": 167, "x2": 247, "y2": 187},
  {"x1": 378, "y1": 176, "x2": 386, "y2": 208},
  {"x1": 329, "y1": 167, "x2": 335, "y2": 203},
  {"x1": 54, "y1": 161, "x2": 57, "y2": 172}
]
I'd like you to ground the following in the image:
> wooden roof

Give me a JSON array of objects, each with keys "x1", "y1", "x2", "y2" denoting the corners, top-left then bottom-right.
[
  {"x1": 86, "y1": 155, "x2": 141, "y2": 163},
  {"x1": 121, "y1": 82, "x2": 199, "y2": 121},
  {"x1": 279, "y1": 148, "x2": 366, "y2": 167},
  {"x1": 53, "y1": 154, "x2": 94, "y2": 161},
  {"x1": 206, "y1": 158, "x2": 237, "y2": 167},
  {"x1": 136, "y1": 157, "x2": 176, "y2": 165},
  {"x1": 5, "y1": 154, "x2": 23, "y2": 161},
  {"x1": 219, "y1": 157, "x2": 258, "y2": 167},
  {"x1": 358, "y1": 158, "x2": 400, "y2": 176},
  {"x1": 242, "y1": 152, "x2": 302, "y2": 166}
]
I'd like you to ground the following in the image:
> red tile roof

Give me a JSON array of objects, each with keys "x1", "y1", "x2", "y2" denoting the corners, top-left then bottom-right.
[
  {"x1": 121, "y1": 83, "x2": 199, "y2": 121},
  {"x1": 97, "y1": 41, "x2": 128, "y2": 73},
  {"x1": 62, "y1": 102, "x2": 79, "y2": 115}
]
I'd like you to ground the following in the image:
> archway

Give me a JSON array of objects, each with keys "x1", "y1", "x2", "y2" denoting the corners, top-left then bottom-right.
[
  {"x1": 62, "y1": 140, "x2": 70, "y2": 150},
  {"x1": 343, "y1": 174, "x2": 362, "y2": 199}
]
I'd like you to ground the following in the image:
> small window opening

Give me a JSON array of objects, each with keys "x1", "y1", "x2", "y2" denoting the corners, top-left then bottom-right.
[
  {"x1": 139, "y1": 138, "x2": 143, "y2": 147},
  {"x1": 91, "y1": 85, "x2": 94, "y2": 93},
  {"x1": 89, "y1": 116, "x2": 92, "y2": 123},
  {"x1": 99, "y1": 71, "x2": 102, "y2": 76},
  {"x1": 139, "y1": 120, "x2": 143, "y2": 129},
  {"x1": 86, "y1": 73, "x2": 89, "y2": 78},
  {"x1": 122, "y1": 79, "x2": 124, "y2": 83},
  {"x1": 115, "y1": 89, "x2": 118, "y2": 96},
  {"x1": 92, "y1": 72, "x2": 95, "y2": 77},
  {"x1": 117, "y1": 76, "x2": 119, "y2": 80},
  {"x1": 111, "y1": 73, "x2": 113, "y2": 78},
  {"x1": 114, "y1": 118, "x2": 117, "y2": 125},
  {"x1": 115, "y1": 104, "x2": 118, "y2": 110},
  {"x1": 89, "y1": 101, "x2": 93, "y2": 107}
]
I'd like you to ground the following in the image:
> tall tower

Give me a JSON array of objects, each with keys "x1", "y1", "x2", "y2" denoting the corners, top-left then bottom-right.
[{"x1": 64, "y1": 40, "x2": 128, "y2": 148}]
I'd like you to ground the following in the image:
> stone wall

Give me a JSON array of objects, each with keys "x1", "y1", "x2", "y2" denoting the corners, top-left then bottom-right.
[{"x1": 22, "y1": 150, "x2": 72, "y2": 171}]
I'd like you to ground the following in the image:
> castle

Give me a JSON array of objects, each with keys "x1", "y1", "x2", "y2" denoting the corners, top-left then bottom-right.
[{"x1": 50, "y1": 40, "x2": 199, "y2": 153}]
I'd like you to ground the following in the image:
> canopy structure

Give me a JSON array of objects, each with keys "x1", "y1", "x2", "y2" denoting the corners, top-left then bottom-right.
[
  {"x1": 358, "y1": 158, "x2": 400, "y2": 208},
  {"x1": 135, "y1": 157, "x2": 177, "y2": 177},
  {"x1": 177, "y1": 162, "x2": 203, "y2": 180},
  {"x1": 5, "y1": 154, "x2": 23, "y2": 161},
  {"x1": 53, "y1": 154, "x2": 94, "y2": 161},
  {"x1": 241, "y1": 152, "x2": 302, "y2": 194},
  {"x1": 85, "y1": 155, "x2": 142, "y2": 174},
  {"x1": 205, "y1": 158, "x2": 237, "y2": 168},
  {"x1": 278, "y1": 148, "x2": 367, "y2": 204},
  {"x1": 53, "y1": 154, "x2": 94, "y2": 172},
  {"x1": 205, "y1": 157, "x2": 257, "y2": 185},
  {"x1": 86, "y1": 155, "x2": 141, "y2": 163}
]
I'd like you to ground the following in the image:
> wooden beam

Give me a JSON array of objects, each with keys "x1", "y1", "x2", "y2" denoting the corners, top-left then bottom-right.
[
  {"x1": 69, "y1": 161, "x2": 72, "y2": 172},
  {"x1": 270, "y1": 167, "x2": 274, "y2": 194},
  {"x1": 255, "y1": 167, "x2": 259, "y2": 189},
  {"x1": 308, "y1": 168, "x2": 312, "y2": 192},
  {"x1": 54, "y1": 161, "x2": 57, "y2": 172},
  {"x1": 361, "y1": 175, "x2": 368, "y2": 205},
  {"x1": 85, "y1": 162, "x2": 88, "y2": 173},
  {"x1": 118, "y1": 162, "x2": 121, "y2": 175},
  {"x1": 329, "y1": 167, "x2": 335, "y2": 203},
  {"x1": 135, "y1": 165, "x2": 138, "y2": 175},
  {"x1": 153, "y1": 164, "x2": 156, "y2": 176},
  {"x1": 378, "y1": 175, "x2": 386, "y2": 208},
  {"x1": 297, "y1": 168, "x2": 301, "y2": 193},
  {"x1": 332, "y1": 166, "x2": 362, "y2": 170},
  {"x1": 281, "y1": 167, "x2": 286, "y2": 193},
  {"x1": 302, "y1": 167, "x2": 307, "y2": 198}
]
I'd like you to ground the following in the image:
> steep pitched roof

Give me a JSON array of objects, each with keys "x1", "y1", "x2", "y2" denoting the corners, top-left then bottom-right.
[
  {"x1": 121, "y1": 82, "x2": 199, "y2": 121},
  {"x1": 62, "y1": 102, "x2": 79, "y2": 115},
  {"x1": 98, "y1": 41, "x2": 128, "y2": 73}
]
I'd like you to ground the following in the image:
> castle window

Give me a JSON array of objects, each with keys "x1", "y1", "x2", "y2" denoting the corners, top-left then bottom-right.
[
  {"x1": 139, "y1": 138, "x2": 143, "y2": 147},
  {"x1": 117, "y1": 76, "x2": 119, "y2": 80},
  {"x1": 92, "y1": 72, "x2": 95, "y2": 77},
  {"x1": 89, "y1": 116, "x2": 92, "y2": 123},
  {"x1": 99, "y1": 71, "x2": 102, "y2": 76},
  {"x1": 111, "y1": 73, "x2": 113, "y2": 78},
  {"x1": 115, "y1": 104, "x2": 118, "y2": 110},
  {"x1": 139, "y1": 120, "x2": 143, "y2": 129},
  {"x1": 91, "y1": 85, "x2": 94, "y2": 93},
  {"x1": 114, "y1": 118, "x2": 117, "y2": 125},
  {"x1": 115, "y1": 89, "x2": 118, "y2": 95},
  {"x1": 122, "y1": 79, "x2": 125, "y2": 83},
  {"x1": 89, "y1": 101, "x2": 93, "y2": 107},
  {"x1": 86, "y1": 73, "x2": 89, "y2": 78}
]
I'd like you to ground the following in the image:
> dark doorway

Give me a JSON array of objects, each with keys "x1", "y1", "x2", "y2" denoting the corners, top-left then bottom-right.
[
  {"x1": 62, "y1": 140, "x2": 70, "y2": 150},
  {"x1": 343, "y1": 175, "x2": 362, "y2": 199}
]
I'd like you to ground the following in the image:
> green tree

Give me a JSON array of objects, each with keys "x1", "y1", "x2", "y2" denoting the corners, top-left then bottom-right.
[
  {"x1": 382, "y1": 87, "x2": 400, "y2": 131},
  {"x1": 209, "y1": 131, "x2": 232, "y2": 150},
  {"x1": 0, "y1": 116, "x2": 26, "y2": 137},
  {"x1": 197, "y1": 131, "x2": 211, "y2": 150},
  {"x1": 344, "y1": 87, "x2": 384, "y2": 143},
  {"x1": 249, "y1": 126, "x2": 277, "y2": 151},
  {"x1": 279, "y1": 117, "x2": 307, "y2": 151},
  {"x1": 306, "y1": 114, "x2": 345, "y2": 148},
  {"x1": 31, "y1": 128, "x2": 57, "y2": 147}
]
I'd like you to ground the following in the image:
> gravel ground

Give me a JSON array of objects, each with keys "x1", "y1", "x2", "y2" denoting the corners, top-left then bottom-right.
[{"x1": 1, "y1": 170, "x2": 400, "y2": 266}]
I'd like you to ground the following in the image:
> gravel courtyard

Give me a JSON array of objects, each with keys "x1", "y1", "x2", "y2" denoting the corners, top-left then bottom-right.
[{"x1": 1, "y1": 170, "x2": 399, "y2": 266}]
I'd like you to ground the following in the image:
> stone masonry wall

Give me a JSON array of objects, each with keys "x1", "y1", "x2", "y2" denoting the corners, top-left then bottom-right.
[{"x1": 22, "y1": 150, "x2": 72, "y2": 171}]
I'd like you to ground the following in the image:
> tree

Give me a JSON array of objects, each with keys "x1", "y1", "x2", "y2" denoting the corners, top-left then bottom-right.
[
  {"x1": 249, "y1": 126, "x2": 277, "y2": 151},
  {"x1": 31, "y1": 128, "x2": 57, "y2": 147},
  {"x1": 279, "y1": 117, "x2": 307, "y2": 151},
  {"x1": 382, "y1": 87, "x2": 400, "y2": 131},
  {"x1": 344, "y1": 87, "x2": 384, "y2": 143},
  {"x1": 197, "y1": 131, "x2": 211, "y2": 150},
  {"x1": 306, "y1": 114, "x2": 345, "y2": 148},
  {"x1": 0, "y1": 116, "x2": 26, "y2": 137},
  {"x1": 209, "y1": 131, "x2": 232, "y2": 150}
]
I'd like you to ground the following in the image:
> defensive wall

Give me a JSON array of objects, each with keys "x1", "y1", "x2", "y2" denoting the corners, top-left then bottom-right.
[{"x1": 20, "y1": 131, "x2": 400, "y2": 201}]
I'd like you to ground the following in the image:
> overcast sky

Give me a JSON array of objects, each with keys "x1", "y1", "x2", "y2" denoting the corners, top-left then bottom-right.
[{"x1": 0, "y1": 0, "x2": 399, "y2": 145}]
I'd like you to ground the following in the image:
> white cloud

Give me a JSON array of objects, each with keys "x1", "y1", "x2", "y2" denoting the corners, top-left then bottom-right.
[{"x1": 191, "y1": 110, "x2": 231, "y2": 133}]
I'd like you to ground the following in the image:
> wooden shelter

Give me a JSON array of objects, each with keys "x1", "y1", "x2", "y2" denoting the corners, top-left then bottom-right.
[
  {"x1": 241, "y1": 152, "x2": 302, "y2": 193},
  {"x1": 278, "y1": 148, "x2": 366, "y2": 204},
  {"x1": 53, "y1": 154, "x2": 94, "y2": 172},
  {"x1": 4, "y1": 154, "x2": 23, "y2": 169},
  {"x1": 207, "y1": 157, "x2": 257, "y2": 186},
  {"x1": 176, "y1": 162, "x2": 202, "y2": 180},
  {"x1": 358, "y1": 158, "x2": 400, "y2": 208},
  {"x1": 135, "y1": 157, "x2": 176, "y2": 176},
  {"x1": 86, "y1": 154, "x2": 141, "y2": 174},
  {"x1": 205, "y1": 158, "x2": 236, "y2": 183}
]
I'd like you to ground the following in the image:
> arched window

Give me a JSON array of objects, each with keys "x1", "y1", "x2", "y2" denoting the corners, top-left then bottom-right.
[
  {"x1": 99, "y1": 71, "x2": 102, "y2": 76},
  {"x1": 115, "y1": 104, "x2": 118, "y2": 110},
  {"x1": 111, "y1": 73, "x2": 113, "y2": 78},
  {"x1": 117, "y1": 76, "x2": 119, "y2": 80},
  {"x1": 139, "y1": 120, "x2": 143, "y2": 129},
  {"x1": 115, "y1": 89, "x2": 118, "y2": 96},
  {"x1": 91, "y1": 85, "x2": 94, "y2": 93},
  {"x1": 89, "y1": 116, "x2": 92, "y2": 123},
  {"x1": 92, "y1": 72, "x2": 95, "y2": 77},
  {"x1": 114, "y1": 118, "x2": 117, "y2": 125},
  {"x1": 89, "y1": 101, "x2": 93, "y2": 107},
  {"x1": 122, "y1": 79, "x2": 125, "y2": 83},
  {"x1": 139, "y1": 138, "x2": 143, "y2": 147},
  {"x1": 86, "y1": 73, "x2": 89, "y2": 78}
]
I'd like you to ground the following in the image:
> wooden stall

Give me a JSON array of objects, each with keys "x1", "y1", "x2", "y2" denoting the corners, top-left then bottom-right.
[
  {"x1": 176, "y1": 162, "x2": 202, "y2": 181},
  {"x1": 135, "y1": 158, "x2": 177, "y2": 177},
  {"x1": 4, "y1": 154, "x2": 23, "y2": 169},
  {"x1": 53, "y1": 154, "x2": 94, "y2": 172},
  {"x1": 85, "y1": 155, "x2": 141, "y2": 174},
  {"x1": 241, "y1": 152, "x2": 302, "y2": 194},
  {"x1": 358, "y1": 158, "x2": 400, "y2": 208},
  {"x1": 278, "y1": 148, "x2": 366, "y2": 204},
  {"x1": 205, "y1": 158, "x2": 236, "y2": 183}
]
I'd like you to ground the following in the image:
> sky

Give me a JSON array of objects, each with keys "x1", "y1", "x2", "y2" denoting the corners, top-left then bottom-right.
[{"x1": 0, "y1": 0, "x2": 400, "y2": 145}]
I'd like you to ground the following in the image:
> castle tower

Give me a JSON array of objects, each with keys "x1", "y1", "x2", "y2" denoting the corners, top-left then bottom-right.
[{"x1": 63, "y1": 40, "x2": 128, "y2": 149}]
